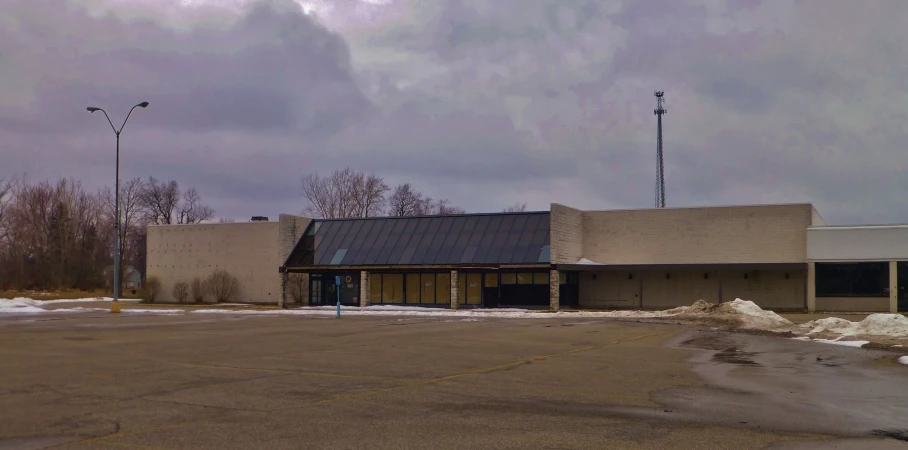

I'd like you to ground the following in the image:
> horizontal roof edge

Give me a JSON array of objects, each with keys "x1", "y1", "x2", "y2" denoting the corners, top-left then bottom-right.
[
  {"x1": 809, "y1": 224, "x2": 908, "y2": 230},
  {"x1": 310, "y1": 211, "x2": 549, "y2": 223},
  {"x1": 581, "y1": 202, "x2": 815, "y2": 214}
]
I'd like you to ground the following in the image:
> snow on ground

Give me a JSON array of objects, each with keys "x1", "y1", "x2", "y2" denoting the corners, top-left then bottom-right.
[
  {"x1": 1, "y1": 296, "x2": 906, "y2": 348},
  {"x1": 810, "y1": 338, "x2": 871, "y2": 348},
  {"x1": 899, "y1": 356, "x2": 908, "y2": 365},
  {"x1": 0, "y1": 298, "x2": 47, "y2": 314}
]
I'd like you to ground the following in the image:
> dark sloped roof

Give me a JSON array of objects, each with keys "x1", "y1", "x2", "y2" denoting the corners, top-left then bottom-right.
[{"x1": 284, "y1": 212, "x2": 551, "y2": 268}]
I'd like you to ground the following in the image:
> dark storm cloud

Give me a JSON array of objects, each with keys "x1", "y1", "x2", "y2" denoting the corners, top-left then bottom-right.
[
  {"x1": 0, "y1": 0, "x2": 371, "y2": 137},
  {"x1": 4, "y1": 0, "x2": 908, "y2": 224},
  {"x1": 0, "y1": 0, "x2": 378, "y2": 220}
]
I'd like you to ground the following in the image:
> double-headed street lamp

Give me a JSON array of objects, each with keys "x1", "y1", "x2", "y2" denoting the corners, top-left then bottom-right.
[{"x1": 87, "y1": 102, "x2": 149, "y2": 313}]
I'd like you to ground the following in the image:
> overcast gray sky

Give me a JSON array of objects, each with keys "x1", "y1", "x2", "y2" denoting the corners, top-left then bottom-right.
[{"x1": 2, "y1": 0, "x2": 907, "y2": 224}]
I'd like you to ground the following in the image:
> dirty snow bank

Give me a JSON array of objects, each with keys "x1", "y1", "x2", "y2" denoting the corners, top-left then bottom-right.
[
  {"x1": 0, "y1": 298, "x2": 46, "y2": 313},
  {"x1": 0, "y1": 297, "x2": 139, "y2": 314},
  {"x1": 663, "y1": 298, "x2": 793, "y2": 330},
  {"x1": 801, "y1": 314, "x2": 908, "y2": 338}
]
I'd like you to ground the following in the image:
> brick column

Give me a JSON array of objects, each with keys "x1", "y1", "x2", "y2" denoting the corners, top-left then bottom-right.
[
  {"x1": 360, "y1": 271, "x2": 370, "y2": 307},
  {"x1": 279, "y1": 271, "x2": 288, "y2": 308},
  {"x1": 550, "y1": 269, "x2": 560, "y2": 311},
  {"x1": 890, "y1": 261, "x2": 898, "y2": 313},
  {"x1": 806, "y1": 262, "x2": 816, "y2": 312},
  {"x1": 451, "y1": 270, "x2": 459, "y2": 310}
]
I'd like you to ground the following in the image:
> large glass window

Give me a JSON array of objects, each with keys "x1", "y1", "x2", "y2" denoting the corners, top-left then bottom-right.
[
  {"x1": 816, "y1": 262, "x2": 889, "y2": 297},
  {"x1": 466, "y1": 273, "x2": 482, "y2": 305},
  {"x1": 421, "y1": 274, "x2": 435, "y2": 303},
  {"x1": 406, "y1": 274, "x2": 421, "y2": 303},
  {"x1": 501, "y1": 273, "x2": 517, "y2": 284},
  {"x1": 517, "y1": 273, "x2": 533, "y2": 284},
  {"x1": 382, "y1": 274, "x2": 404, "y2": 303},
  {"x1": 533, "y1": 273, "x2": 549, "y2": 284},
  {"x1": 370, "y1": 274, "x2": 382, "y2": 303},
  {"x1": 436, "y1": 273, "x2": 451, "y2": 304}
]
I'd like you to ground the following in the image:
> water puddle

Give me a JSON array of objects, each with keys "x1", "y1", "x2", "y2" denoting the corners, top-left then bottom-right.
[{"x1": 655, "y1": 330, "x2": 908, "y2": 444}]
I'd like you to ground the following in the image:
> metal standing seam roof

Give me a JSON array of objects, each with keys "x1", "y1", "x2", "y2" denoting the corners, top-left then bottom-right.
[{"x1": 283, "y1": 212, "x2": 551, "y2": 268}]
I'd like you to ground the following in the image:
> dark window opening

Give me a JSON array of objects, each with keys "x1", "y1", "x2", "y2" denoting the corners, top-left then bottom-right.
[{"x1": 816, "y1": 262, "x2": 889, "y2": 298}]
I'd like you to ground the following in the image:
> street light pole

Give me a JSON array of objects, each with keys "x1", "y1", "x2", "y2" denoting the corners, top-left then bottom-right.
[{"x1": 87, "y1": 102, "x2": 149, "y2": 313}]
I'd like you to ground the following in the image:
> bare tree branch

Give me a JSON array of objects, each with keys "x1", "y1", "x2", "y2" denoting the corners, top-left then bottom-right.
[
  {"x1": 301, "y1": 167, "x2": 389, "y2": 219},
  {"x1": 179, "y1": 188, "x2": 215, "y2": 224},
  {"x1": 502, "y1": 202, "x2": 528, "y2": 213},
  {"x1": 139, "y1": 177, "x2": 180, "y2": 225},
  {"x1": 388, "y1": 183, "x2": 464, "y2": 216}
]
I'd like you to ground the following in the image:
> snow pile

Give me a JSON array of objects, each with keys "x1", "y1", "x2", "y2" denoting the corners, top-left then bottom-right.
[
  {"x1": 899, "y1": 356, "x2": 908, "y2": 366},
  {"x1": 0, "y1": 298, "x2": 47, "y2": 314},
  {"x1": 576, "y1": 258, "x2": 602, "y2": 265},
  {"x1": 802, "y1": 314, "x2": 908, "y2": 337},
  {"x1": 720, "y1": 299, "x2": 794, "y2": 329},
  {"x1": 663, "y1": 298, "x2": 793, "y2": 330}
]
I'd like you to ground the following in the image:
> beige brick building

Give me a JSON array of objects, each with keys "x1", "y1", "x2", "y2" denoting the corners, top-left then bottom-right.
[
  {"x1": 146, "y1": 202, "x2": 906, "y2": 313},
  {"x1": 146, "y1": 214, "x2": 309, "y2": 304}
]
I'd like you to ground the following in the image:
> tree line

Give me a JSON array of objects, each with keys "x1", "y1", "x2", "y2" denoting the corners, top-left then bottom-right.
[
  {"x1": 301, "y1": 167, "x2": 529, "y2": 219},
  {"x1": 0, "y1": 175, "x2": 214, "y2": 291}
]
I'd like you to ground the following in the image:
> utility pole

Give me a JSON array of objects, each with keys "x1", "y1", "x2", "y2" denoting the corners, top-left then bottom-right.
[{"x1": 654, "y1": 91, "x2": 667, "y2": 208}]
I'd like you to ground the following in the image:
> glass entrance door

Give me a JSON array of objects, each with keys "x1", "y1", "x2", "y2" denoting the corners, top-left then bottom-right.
[{"x1": 310, "y1": 276, "x2": 323, "y2": 306}]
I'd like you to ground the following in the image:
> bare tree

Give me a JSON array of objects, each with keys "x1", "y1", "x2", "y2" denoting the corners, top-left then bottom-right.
[
  {"x1": 179, "y1": 188, "x2": 215, "y2": 224},
  {"x1": 387, "y1": 183, "x2": 425, "y2": 216},
  {"x1": 430, "y1": 198, "x2": 465, "y2": 216},
  {"x1": 172, "y1": 281, "x2": 189, "y2": 303},
  {"x1": 502, "y1": 202, "x2": 528, "y2": 213},
  {"x1": 301, "y1": 167, "x2": 389, "y2": 219},
  {"x1": 388, "y1": 184, "x2": 464, "y2": 217},
  {"x1": 139, "y1": 177, "x2": 180, "y2": 225},
  {"x1": 190, "y1": 276, "x2": 207, "y2": 303},
  {"x1": 0, "y1": 177, "x2": 12, "y2": 248},
  {"x1": 206, "y1": 269, "x2": 240, "y2": 303},
  {"x1": 104, "y1": 177, "x2": 146, "y2": 289}
]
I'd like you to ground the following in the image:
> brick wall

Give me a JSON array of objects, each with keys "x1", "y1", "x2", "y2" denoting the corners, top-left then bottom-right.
[
  {"x1": 550, "y1": 203, "x2": 583, "y2": 264},
  {"x1": 146, "y1": 222, "x2": 281, "y2": 304},
  {"x1": 581, "y1": 204, "x2": 812, "y2": 264},
  {"x1": 278, "y1": 214, "x2": 312, "y2": 265}
]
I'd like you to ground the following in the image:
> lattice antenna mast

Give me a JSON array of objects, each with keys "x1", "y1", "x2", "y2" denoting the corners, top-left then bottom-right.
[{"x1": 654, "y1": 91, "x2": 667, "y2": 208}]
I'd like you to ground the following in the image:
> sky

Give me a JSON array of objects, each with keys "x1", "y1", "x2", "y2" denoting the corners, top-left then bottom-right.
[{"x1": 2, "y1": 0, "x2": 907, "y2": 224}]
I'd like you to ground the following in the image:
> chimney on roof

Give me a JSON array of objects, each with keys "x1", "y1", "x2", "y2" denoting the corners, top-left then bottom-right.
[{"x1": 251, "y1": 216, "x2": 269, "y2": 222}]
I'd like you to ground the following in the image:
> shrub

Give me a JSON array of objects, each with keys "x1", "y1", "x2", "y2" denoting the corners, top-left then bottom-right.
[
  {"x1": 172, "y1": 281, "x2": 189, "y2": 303},
  {"x1": 206, "y1": 270, "x2": 240, "y2": 303},
  {"x1": 190, "y1": 277, "x2": 206, "y2": 303},
  {"x1": 287, "y1": 273, "x2": 308, "y2": 304},
  {"x1": 142, "y1": 276, "x2": 162, "y2": 303}
]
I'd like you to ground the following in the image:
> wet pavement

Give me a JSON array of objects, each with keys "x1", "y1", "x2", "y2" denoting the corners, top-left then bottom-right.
[
  {"x1": 642, "y1": 329, "x2": 908, "y2": 447},
  {"x1": 2, "y1": 312, "x2": 908, "y2": 448}
]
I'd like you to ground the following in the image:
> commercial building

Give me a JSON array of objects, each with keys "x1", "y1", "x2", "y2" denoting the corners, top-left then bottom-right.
[
  {"x1": 807, "y1": 224, "x2": 908, "y2": 312},
  {"x1": 146, "y1": 214, "x2": 310, "y2": 303},
  {"x1": 145, "y1": 202, "x2": 908, "y2": 313}
]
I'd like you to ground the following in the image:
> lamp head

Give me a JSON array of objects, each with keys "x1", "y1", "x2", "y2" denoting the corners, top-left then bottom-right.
[
  {"x1": 137, "y1": 102, "x2": 149, "y2": 108},
  {"x1": 87, "y1": 107, "x2": 100, "y2": 113}
]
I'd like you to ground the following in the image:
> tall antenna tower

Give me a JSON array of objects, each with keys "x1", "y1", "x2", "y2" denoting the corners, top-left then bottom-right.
[{"x1": 654, "y1": 91, "x2": 667, "y2": 208}]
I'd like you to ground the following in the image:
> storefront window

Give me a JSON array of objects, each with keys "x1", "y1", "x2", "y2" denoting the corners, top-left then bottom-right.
[{"x1": 382, "y1": 274, "x2": 404, "y2": 303}]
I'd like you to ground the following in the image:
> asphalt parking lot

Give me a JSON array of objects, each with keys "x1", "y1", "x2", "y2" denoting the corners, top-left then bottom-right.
[{"x1": 0, "y1": 312, "x2": 896, "y2": 449}]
